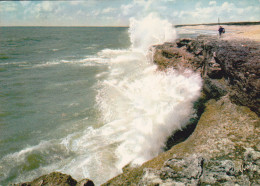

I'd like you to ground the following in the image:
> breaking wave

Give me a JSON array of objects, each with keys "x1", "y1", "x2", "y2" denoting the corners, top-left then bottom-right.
[{"x1": 0, "y1": 14, "x2": 202, "y2": 185}]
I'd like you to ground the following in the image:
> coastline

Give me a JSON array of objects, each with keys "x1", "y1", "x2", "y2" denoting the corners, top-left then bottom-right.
[
  {"x1": 103, "y1": 31, "x2": 260, "y2": 185},
  {"x1": 14, "y1": 26, "x2": 260, "y2": 185},
  {"x1": 179, "y1": 24, "x2": 260, "y2": 41}
]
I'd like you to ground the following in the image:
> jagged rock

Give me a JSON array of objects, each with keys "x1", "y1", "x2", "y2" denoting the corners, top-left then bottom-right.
[
  {"x1": 12, "y1": 172, "x2": 95, "y2": 186},
  {"x1": 203, "y1": 78, "x2": 228, "y2": 99},
  {"x1": 103, "y1": 37, "x2": 259, "y2": 185},
  {"x1": 200, "y1": 159, "x2": 237, "y2": 185},
  {"x1": 160, "y1": 155, "x2": 204, "y2": 184},
  {"x1": 243, "y1": 148, "x2": 260, "y2": 185},
  {"x1": 103, "y1": 94, "x2": 259, "y2": 185},
  {"x1": 138, "y1": 149, "x2": 260, "y2": 186},
  {"x1": 77, "y1": 178, "x2": 95, "y2": 186},
  {"x1": 153, "y1": 36, "x2": 260, "y2": 115}
]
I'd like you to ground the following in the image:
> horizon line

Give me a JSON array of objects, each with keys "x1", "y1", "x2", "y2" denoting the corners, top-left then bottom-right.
[
  {"x1": 0, "y1": 25, "x2": 130, "y2": 28},
  {"x1": 1, "y1": 21, "x2": 259, "y2": 28}
]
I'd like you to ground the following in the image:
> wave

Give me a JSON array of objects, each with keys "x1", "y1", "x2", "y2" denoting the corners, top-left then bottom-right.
[
  {"x1": 95, "y1": 13, "x2": 202, "y2": 177},
  {"x1": 0, "y1": 14, "x2": 202, "y2": 185},
  {"x1": 31, "y1": 56, "x2": 108, "y2": 68},
  {"x1": 0, "y1": 61, "x2": 28, "y2": 66}
]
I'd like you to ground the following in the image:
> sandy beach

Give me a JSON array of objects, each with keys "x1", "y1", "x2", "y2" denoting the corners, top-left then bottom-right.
[{"x1": 181, "y1": 25, "x2": 260, "y2": 41}]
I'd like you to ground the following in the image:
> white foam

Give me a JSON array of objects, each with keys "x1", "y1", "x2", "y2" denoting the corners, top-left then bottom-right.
[
  {"x1": 129, "y1": 13, "x2": 176, "y2": 52},
  {"x1": 97, "y1": 66, "x2": 202, "y2": 169},
  {"x1": 0, "y1": 61, "x2": 28, "y2": 66},
  {"x1": 33, "y1": 61, "x2": 61, "y2": 68},
  {"x1": 95, "y1": 14, "x2": 202, "y2": 172},
  {"x1": 32, "y1": 56, "x2": 107, "y2": 68},
  {"x1": 0, "y1": 14, "x2": 202, "y2": 186}
]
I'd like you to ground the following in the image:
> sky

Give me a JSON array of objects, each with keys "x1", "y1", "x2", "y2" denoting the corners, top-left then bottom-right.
[{"x1": 0, "y1": 0, "x2": 260, "y2": 26}]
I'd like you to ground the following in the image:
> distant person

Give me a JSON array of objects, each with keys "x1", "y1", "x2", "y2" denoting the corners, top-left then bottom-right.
[{"x1": 218, "y1": 26, "x2": 225, "y2": 37}]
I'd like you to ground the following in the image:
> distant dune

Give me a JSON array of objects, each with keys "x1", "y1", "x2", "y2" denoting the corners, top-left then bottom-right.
[
  {"x1": 175, "y1": 21, "x2": 260, "y2": 27},
  {"x1": 177, "y1": 22, "x2": 260, "y2": 41}
]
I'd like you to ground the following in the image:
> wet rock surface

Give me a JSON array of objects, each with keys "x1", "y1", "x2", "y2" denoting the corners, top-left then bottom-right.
[
  {"x1": 103, "y1": 36, "x2": 259, "y2": 185},
  {"x1": 103, "y1": 95, "x2": 259, "y2": 186},
  {"x1": 139, "y1": 148, "x2": 260, "y2": 185},
  {"x1": 12, "y1": 172, "x2": 94, "y2": 186},
  {"x1": 153, "y1": 36, "x2": 260, "y2": 115},
  {"x1": 15, "y1": 36, "x2": 260, "y2": 186}
]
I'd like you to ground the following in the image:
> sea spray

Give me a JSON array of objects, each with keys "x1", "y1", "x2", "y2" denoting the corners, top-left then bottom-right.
[
  {"x1": 129, "y1": 13, "x2": 176, "y2": 52},
  {"x1": 0, "y1": 15, "x2": 202, "y2": 186},
  {"x1": 97, "y1": 14, "x2": 202, "y2": 170}
]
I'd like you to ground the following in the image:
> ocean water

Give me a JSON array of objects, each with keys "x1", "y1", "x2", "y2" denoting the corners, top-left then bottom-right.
[{"x1": 0, "y1": 15, "x2": 202, "y2": 185}]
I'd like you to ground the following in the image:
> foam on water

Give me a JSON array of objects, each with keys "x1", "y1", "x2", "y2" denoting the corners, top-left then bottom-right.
[
  {"x1": 0, "y1": 14, "x2": 202, "y2": 185},
  {"x1": 95, "y1": 13, "x2": 202, "y2": 177}
]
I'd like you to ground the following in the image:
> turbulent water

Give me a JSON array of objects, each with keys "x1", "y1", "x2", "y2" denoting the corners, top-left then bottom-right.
[{"x1": 0, "y1": 15, "x2": 202, "y2": 185}]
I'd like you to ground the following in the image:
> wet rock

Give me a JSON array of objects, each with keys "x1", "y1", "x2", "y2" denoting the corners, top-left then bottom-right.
[
  {"x1": 203, "y1": 78, "x2": 228, "y2": 99},
  {"x1": 153, "y1": 36, "x2": 260, "y2": 115},
  {"x1": 138, "y1": 149, "x2": 260, "y2": 186},
  {"x1": 103, "y1": 95, "x2": 259, "y2": 186},
  {"x1": 77, "y1": 178, "x2": 95, "y2": 186},
  {"x1": 200, "y1": 160, "x2": 237, "y2": 185},
  {"x1": 243, "y1": 148, "x2": 260, "y2": 185},
  {"x1": 12, "y1": 172, "x2": 95, "y2": 186},
  {"x1": 159, "y1": 155, "x2": 204, "y2": 184}
]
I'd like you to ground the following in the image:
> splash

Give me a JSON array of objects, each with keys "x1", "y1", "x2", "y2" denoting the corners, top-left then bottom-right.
[
  {"x1": 97, "y1": 14, "x2": 202, "y2": 170},
  {"x1": 0, "y1": 14, "x2": 202, "y2": 186},
  {"x1": 129, "y1": 13, "x2": 176, "y2": 52}
]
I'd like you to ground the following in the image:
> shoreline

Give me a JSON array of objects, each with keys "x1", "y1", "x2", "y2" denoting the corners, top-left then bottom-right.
[
  {"x1": 13, "y1": 30, "x2": 260, "y2": 186},
  {"x1": 179, "y1": 24, "x2": 260, "y2": 41},
  {"x1": 103, "y1": 35, "x2": 260, "y2": 185}
]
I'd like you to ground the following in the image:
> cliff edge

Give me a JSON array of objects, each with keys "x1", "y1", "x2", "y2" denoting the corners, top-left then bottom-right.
[
  {"x1": 103, "y1": 36, "x2": 260, "y2": 185},
  {"x1": 15, "y1": 36, "x2": 260, "y2": 186}
]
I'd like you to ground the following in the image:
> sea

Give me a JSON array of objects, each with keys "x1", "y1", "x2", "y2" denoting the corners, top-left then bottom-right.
[{"x1": 0, "y1": 15, "x2": 210, "y2": 185}]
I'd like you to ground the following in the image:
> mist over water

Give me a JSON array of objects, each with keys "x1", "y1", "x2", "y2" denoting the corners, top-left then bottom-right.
[
  {"x1": 97, "y1": 14, "x2": 201, "y2": 171},
  {"x1": 0, "y1": 15, "x2": 202, "y2": 185}
]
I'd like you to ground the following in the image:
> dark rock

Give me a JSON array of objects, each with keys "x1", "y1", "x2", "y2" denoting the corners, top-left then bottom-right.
[
  {"x1": 76, "y1": 179, "x2": 95, "y2": 186},
  {"x1": 160, "y1": 155, "x2": 204, "y2": 183},
  {"x1": 104, "y1": 37, "x2": 259, "y2": 186},
  {"x1": 103, "y1": 94, "x2": 259, "y2": 186},
  {"x1": 12, "y1": 172, "x2": 95, "y2": 186},
  {"x1": 153, "y1": 37, "x2": 260, "y2": 115},
  {"x1": 203, "y1": 78, "x2": 228, "y2": 99},
  {"x1": 243, "y1": 148, "x2": 260, "y2": 185},
  {"x1": 176, "y1": 38, "x2": 193, "y2": 48},
  {"x1": 200, "y1": 160, "x2": 237, "y2": 184},
  {"x1": 139, "y1": 149, "x2": 260, "y2": 186}
]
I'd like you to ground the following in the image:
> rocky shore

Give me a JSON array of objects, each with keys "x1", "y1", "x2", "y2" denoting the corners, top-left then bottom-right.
[
  {"x1": 15, "y1": 36, "x2": 259, "y2": 185},
  {"x1": 102, "y1": 36, "x2": 260, "y2": 185}
]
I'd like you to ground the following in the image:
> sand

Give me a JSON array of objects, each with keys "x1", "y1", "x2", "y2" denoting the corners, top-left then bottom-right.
[{"x1": 181, "y1": 25, "x2": 260, "y2": 41}]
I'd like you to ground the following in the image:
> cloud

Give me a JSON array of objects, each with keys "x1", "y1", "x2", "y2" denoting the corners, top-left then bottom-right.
[
  {"x1": 102, "y1": 7, "x2": 116, "y2": 14},
  {"x1": 120, "y1": 0, "x2": 169, "y2": 17},
  {"x1": 41, "y1": 1, "x2": 54, "y2": 12},
  {"x1": 20, "y1": 1, "x2": 31, "y2": 7},
  {"x1": 175, "y1": 1, "x2": 260, "y2": 24},
  {"x1": 70, "y1": 1, "x2": 82, "y2": 6},
  {"x1": 92, "y1": 10, "x2": 101, "y2": 16},
  {"x1": 0, "y1": 2, "x2": 17, "y2": 12},
  {"x1": 209, "y1": 1, "x2": 217, "y2": 6},
  {"x1": 220, "y1": 2, "x2": 234, "y2": 12},
  {"x1": 121, "y1": 3, "x2": 134, "y2": 16},
  {"x1": 1, "y1": 0, "x2": 259, "y2": 26},
  {"x1": 69, "y1": 1, "x2": 90, "y2": 6}
]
